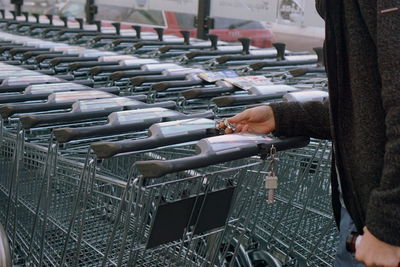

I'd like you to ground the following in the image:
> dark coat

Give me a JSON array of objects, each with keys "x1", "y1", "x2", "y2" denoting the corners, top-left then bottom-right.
[{"x1": 270, "y1": 0, "x2": 400, "y2": 246}]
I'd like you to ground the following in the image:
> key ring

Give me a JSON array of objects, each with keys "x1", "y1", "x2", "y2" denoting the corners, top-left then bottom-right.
[{"x1": 223, "y1": 119, "x2": 237, "y2": 132}]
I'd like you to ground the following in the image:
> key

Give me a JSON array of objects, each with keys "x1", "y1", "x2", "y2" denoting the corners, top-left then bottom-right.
[{"x1": 265, "y1": 173, "x2": 278, "y2": 204}]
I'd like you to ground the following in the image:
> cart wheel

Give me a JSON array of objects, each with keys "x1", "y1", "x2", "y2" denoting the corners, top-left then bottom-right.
[
  {"x1": 248, "y1": 249, "x2": 282, "y2": 267},
  {"x1": 0, "y1": 223, "x2": 11, "y2": 267},
  {"x1": 220, "y1": 242, "x2": 253, "y2": 267}
]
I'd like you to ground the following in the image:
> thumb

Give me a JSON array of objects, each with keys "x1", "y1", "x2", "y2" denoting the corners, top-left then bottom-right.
[{"x1": 228, "y1": 110, "x2": 250, "y2": 123}]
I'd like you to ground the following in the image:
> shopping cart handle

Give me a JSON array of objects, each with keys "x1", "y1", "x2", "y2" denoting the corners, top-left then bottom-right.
[
  {"x1": 9, "y1": 47, "x2": 50, "y2": 56},
  {"x1": 23, "y1": 50, "x2": 63, "y2": 60},
  {"x1": 181, "y1": 86, "x2": 235, "y2": 100},
  {"x1": 133, "y1": 40, "x2": 183, "y2": 50},
  {"x1": 0, "y1": 102, "x2": 72, "y2": 118},
  {"x1": 53, "y1": 122, "x2": 150, "y2": 143},
  {"x1": 180, "y1": 110, "x2": 215, "y2": 120},
  {"x1": 0, "y1": 81, "x2": 66, "y2": 94},
  {"x1": 19, "y1": 99, "x2": 173, "y2": 129},
  {"x1": 216, "y1": 54, "x2": 276, "y2": 64},
  {"x1": 212, "y1": 94, "x2": 282, "y2": 107},
  {"x1": 125, "y1": 101, "x2": 177, "y2": 111},
  {"x1": 184, "y1": 49, "x2": 239, "y2": 60},
  {"x1": 49, "y1": 57, "x2": 99, "y2": 66},
  {"x1": 68, "y1": 61, "x2": 118, "y2": 71},
  {"x1": 90, "y1": 65, "x2": 141, "y2": 76},
  {"x1": 91, "y1": 127, "x2": 215, "y2": 158},
  {"x1": 151, "y1": 79, "x2": 205, "y2": 92},
  {"x1": 130, "y1": 74, "x2": 187, "y2": 86},
  {"x1": 288, "y1": 67, "x2": 326, "y2": 77},
  {"x1": 249, "y1": 57, "x2": 318, "y2": 71},
  {"x1": 135, "y1": 135, "x2": 309, "y2": 178},
  {"x1": 35, "y1": 53, "x2": 71, "y2": 63},
  {"x1": 20, "y1": 109, "x2": 115, "y2": 129},
  {"x1": 158, "y1": 44, "x2": 211, "y2": 53},
  {"x1": 109, "y1": 70, "x2": 161, "y2": 81},
  {"x1": 0, "y1": 85, "x2": 115, "y2": 105}
]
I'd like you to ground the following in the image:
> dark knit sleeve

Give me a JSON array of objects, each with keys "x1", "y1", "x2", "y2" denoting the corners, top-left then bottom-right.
[
  {"x1": 315, "y1": 0, "x2": 326, "y2": 20},
  {"x1": 365, "y1": 3, "x2": 400, "y2": 246},
  {"x1": 269, "y1": 100, "x2": 331, "y2": 140}
]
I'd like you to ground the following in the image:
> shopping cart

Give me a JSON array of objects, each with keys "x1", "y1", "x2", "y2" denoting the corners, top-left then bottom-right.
[
  {"x1": 57, "y1": 133, "x2": 308, "y2": 266},
  {"x1": 247, "y1": 139, "x2": 338, "y2": 266}
]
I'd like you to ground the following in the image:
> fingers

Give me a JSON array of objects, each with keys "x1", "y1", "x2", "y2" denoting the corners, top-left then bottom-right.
[{"x1": 228, "y1": 110, "x2": 250, "y2": 124}]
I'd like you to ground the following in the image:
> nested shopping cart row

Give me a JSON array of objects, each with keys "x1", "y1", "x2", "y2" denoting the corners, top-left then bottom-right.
[{"x1": 0, "y1": 21, "x2": 337, "y2": 267}]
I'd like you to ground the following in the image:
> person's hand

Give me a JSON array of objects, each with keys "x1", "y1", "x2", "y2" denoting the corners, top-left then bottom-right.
[
  {"x1": 218, "y1": 106, "x2": 276, "y2": 134},
  {"x1": 355, "y1": 227, "x2": 400, "y2": 267}
]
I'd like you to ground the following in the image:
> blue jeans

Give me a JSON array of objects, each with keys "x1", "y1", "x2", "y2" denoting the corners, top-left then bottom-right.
[{"x1": 334, "y1": 207, "x2": 365, "y2": 267}]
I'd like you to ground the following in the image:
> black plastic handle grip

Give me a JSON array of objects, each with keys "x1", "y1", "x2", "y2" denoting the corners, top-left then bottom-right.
[
  {"x1": 0, "y1": 102, "x2": 72, "y2": 118},
  {"x1": 181, "y1": 110, "x2": 215, "y2": 120},
  {"x1": 151, "y1": 79, "x2": 205, "y2": 92},
  {"x1": 133, "y1": 40, "x2": 184, "y2": 49},
  {"x1": 68, "y1": 61, "x2": 118, "y2": 71},
  {"x1": 53, "y1": 122, "x2": 148, "y2": 143},
  {"x1": 35, "y1": 53, "x2": 70, "y2": 63},
  {"x1": 9, "y1": 47, "x2": 50, "y2": 56},
  {"x1": 212, "y1": 94, "x2": 280, "y2": 107},
  {"x1": 135, "y1": 136, "x2": 309, "y2": 178},
  {"x1": 158, "y1": 44, "x2": 211, "y2": 53},
  {"x1": 181, "y1": 86, "x2": 234, "y2": 100},
  {"x1": 19, "y1": 96, "x2": 150, "y2": 129},
  {"x1": 91, "y1": 128, "x2": 214, "y2": 158},
  {"x1": 50, "y1": 57, "x2": 99, "y2": 66},
  {"x1": 0, "y1": 85, "x2": 112, "y2": 104},
  {"x1": 126, "y1": 101, "x2": 177, "y2": 111},
  {"x1": 109, "y1": 70, "x2": 161, "y2": 81},
  {"x1": 20, "y1": 109, "x2": 114, "y2": 129},
  {"x1": 216, "y1": 53, "x2": 276, "y2": 64},
  {"x1": 249, "y1": 57, "x2": 318, "y2": 71},
  {"x1": 185, "y1": 49, "x2": 240, "y2": 60},
  {"x1": 130, "y1": 74, "x2": 187, "y2": 86},
  {"x1": 135, "y1": 151, "x2": 245, "y2": 178},
  {"x1": 90, "y1": 65, "x2": 142, "y2": 76}
]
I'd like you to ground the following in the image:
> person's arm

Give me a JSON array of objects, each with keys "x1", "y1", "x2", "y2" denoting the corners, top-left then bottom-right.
[
  {"x1": 220, "y1": 100, "x2": 331, "y2": 140},
  {"x1": 363, "y1": 3, "x2": 400, "y2": 247},
  {"x1": 269, "y1": 100, "x2": 331, "y2": 139},
  {"x1": 356, "y1": 3, "x2": 400, "y2": 266}
]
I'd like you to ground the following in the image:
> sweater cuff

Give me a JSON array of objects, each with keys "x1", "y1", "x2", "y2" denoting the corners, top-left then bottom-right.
[
  {"x1": 269, "y1": 102, "x2": 302, "y2": 137},
  {"x1": 365, "y1": 189, "x2": 400, "y2": 246}
]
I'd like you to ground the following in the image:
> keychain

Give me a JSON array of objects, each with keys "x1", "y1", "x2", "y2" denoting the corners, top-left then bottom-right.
[
  {"x1": 265, "y1": 145, "x2": 278, "y2": 204},
  {"x1": 215, "y1": 119, "x2": 237, "y2": 134}
]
